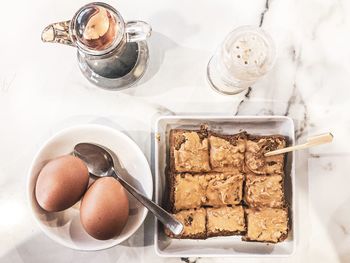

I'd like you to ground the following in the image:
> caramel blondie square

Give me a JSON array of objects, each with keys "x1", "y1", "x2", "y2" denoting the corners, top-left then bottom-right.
[
  {"x1": 170, "y1": 172, "x2": 244, "y2": 212},
  {"x1": 205, "y1": 173, "x2": 244, "y2": 207},
  {"x1": 245, "y1": 135, "x2": 286, "y2": 175},
  {"x1": 243, "y1": 208, "x2": 289, "y2": 243},
  {"x1": 206, "y1": 206, "x2": 246, "y2": 237},
  {"x1": 164, "y1": 208, "x2": 206, "y2": 239},
  {"x1": 171, "y1": 173, "x2": 208, "y2": 212},
  {"x1": 244, "y1": 173, "x2": 284, "y2": 208},
  {"x1": 209, "y1": 132, "x2": 246, "y2": 173},
  {"x1": 170, "y1": 129, "x2": 210, "y2": 173}
]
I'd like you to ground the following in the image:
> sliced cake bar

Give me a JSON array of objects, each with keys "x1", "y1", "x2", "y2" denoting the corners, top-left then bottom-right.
[
  {"x1": 209, "y1": 132, "x2": 246, "y2": 173},
  {"x1": 164, "y1": 208, "x2": 206, "y2": 239},
  {"x1": 171, "y1": 173, "x2": 207, "y2": 211},
  {"x1": 170, "y1": 128, "x2": 210, "y2": 173},
  {"x1": 206, "y1": 206, "x2": 246, "y2": 237},
  {"x1": 205, "y1": 173, "x2": 243, "y2": 207},
  {"x1": 245, "y1": 135, "x2": 287, "y2": 175},
  {"x1": 244, "y1": 173, "x2": 284, "y2": 208},
  {"x1": 165, "y1": 206, "x2": 246, "y2": 239},
  {"x1": 171, "y1": 172, "x2": 244, "y2": 212},
  {"x1": 243, "y1": 207, "x2": 289, "y2": 243}
]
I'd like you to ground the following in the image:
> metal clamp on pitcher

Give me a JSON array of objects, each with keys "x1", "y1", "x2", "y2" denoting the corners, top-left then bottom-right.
[{"x1": 41, "y1": 2, "x2": 152, "y2": 90}]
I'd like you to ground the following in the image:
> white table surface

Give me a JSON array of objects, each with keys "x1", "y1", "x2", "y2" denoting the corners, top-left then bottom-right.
[{"x1": 1, "y1": 0, "x2": 350, "y2": 262}]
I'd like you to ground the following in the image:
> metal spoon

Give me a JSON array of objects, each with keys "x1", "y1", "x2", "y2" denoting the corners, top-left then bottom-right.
[{"x1": 73, "y1": 143, "x2": 183, "y2": 235}]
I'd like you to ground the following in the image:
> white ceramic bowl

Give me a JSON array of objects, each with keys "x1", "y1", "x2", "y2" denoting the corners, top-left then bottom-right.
[{"x1": 27, "y1": 124, "x2": 153, "y2": 250}]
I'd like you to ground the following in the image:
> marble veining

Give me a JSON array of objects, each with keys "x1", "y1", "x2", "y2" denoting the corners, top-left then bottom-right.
[
  {"x1": 259, "y1": 0, "x2": 270, "y2": 27},
  {"x1": 233, "y1": 0, "x2": 269, "y2": 116},
  {"x1": 0, "y1": 0, "x2": 349, "y2": 262}
]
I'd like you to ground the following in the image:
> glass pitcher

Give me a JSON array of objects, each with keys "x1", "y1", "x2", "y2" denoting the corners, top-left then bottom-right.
[{"x1": 41, "y1": 2, "x2": 152, "y2": 90}]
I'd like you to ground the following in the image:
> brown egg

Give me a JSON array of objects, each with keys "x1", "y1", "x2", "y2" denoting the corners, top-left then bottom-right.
[
  {"x1": 35, "y1": 155, "x2": 89, "y2": 212},
  {"x1": 80, "y1": 177, "x2": 129, "y2": 240}
]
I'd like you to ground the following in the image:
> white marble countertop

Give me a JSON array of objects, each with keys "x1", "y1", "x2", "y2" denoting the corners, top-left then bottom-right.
[{"x1": 1, "y1": 0, "x2": 350, "y2": 262}]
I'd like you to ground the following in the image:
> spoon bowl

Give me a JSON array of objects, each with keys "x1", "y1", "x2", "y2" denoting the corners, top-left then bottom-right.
[{"x1": 74, "y1": 143, "x2": 113, "y2": 177}]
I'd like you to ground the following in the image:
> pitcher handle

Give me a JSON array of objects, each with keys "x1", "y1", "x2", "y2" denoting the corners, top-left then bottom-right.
[
  {"x1": 41, "y1": 20, "x2": 75, "y2": 47},
  {"x1": 125, "y1": 21, "x2": 152, "y2": 42}
]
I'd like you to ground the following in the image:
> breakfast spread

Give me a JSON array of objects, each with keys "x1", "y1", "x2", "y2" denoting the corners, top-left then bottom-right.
[
  {"x1": 165, "y1": 126, "x2": 289, "y2": 243},
  {"x1": 29, "y1": 2, "x2": 335, "y2": 254},
  {"x1": 34, "y1": 154, "x2": 130, "y2": 240}
]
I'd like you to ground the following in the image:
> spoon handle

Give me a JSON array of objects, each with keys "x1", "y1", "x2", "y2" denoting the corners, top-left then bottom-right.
[
  {"x1": 111, "y1": 171, "x2": 184, "y2": 236},
  {"x1": 264, "y1": 132, "x2": 333, "y2": 157}
]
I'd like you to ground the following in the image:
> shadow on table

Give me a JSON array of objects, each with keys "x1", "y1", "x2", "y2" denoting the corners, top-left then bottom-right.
[
  {"x1": 122, "y1": 31, "x2": 212, "y2": 98},
  {"x1": 135, "y1": 31, "x2": 178, "y2": 86},
  {"x1": 134, "y1": 9, "x2": 200, "y2": 88},
  {"x1": 149, "y1": 9, "x2": 200, "y2": 43}
]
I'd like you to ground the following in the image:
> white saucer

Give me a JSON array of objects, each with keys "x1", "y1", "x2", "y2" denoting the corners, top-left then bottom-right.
[{"x1": 27, "y1": 124, "x2": 153, "y2": 250}]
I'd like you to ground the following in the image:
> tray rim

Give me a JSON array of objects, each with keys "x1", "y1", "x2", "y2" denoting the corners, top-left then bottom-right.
[{"x1": 154, "y1": 115, "x2": 296, "y2": 258}]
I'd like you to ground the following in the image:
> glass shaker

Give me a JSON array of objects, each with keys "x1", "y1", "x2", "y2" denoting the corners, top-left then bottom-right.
[
  {"x1": 41, "y1": 2, "x2": 152, "y2": 90},
  {"x1": 207, "y1": 26, "x2": 276, "y2": 95}
]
